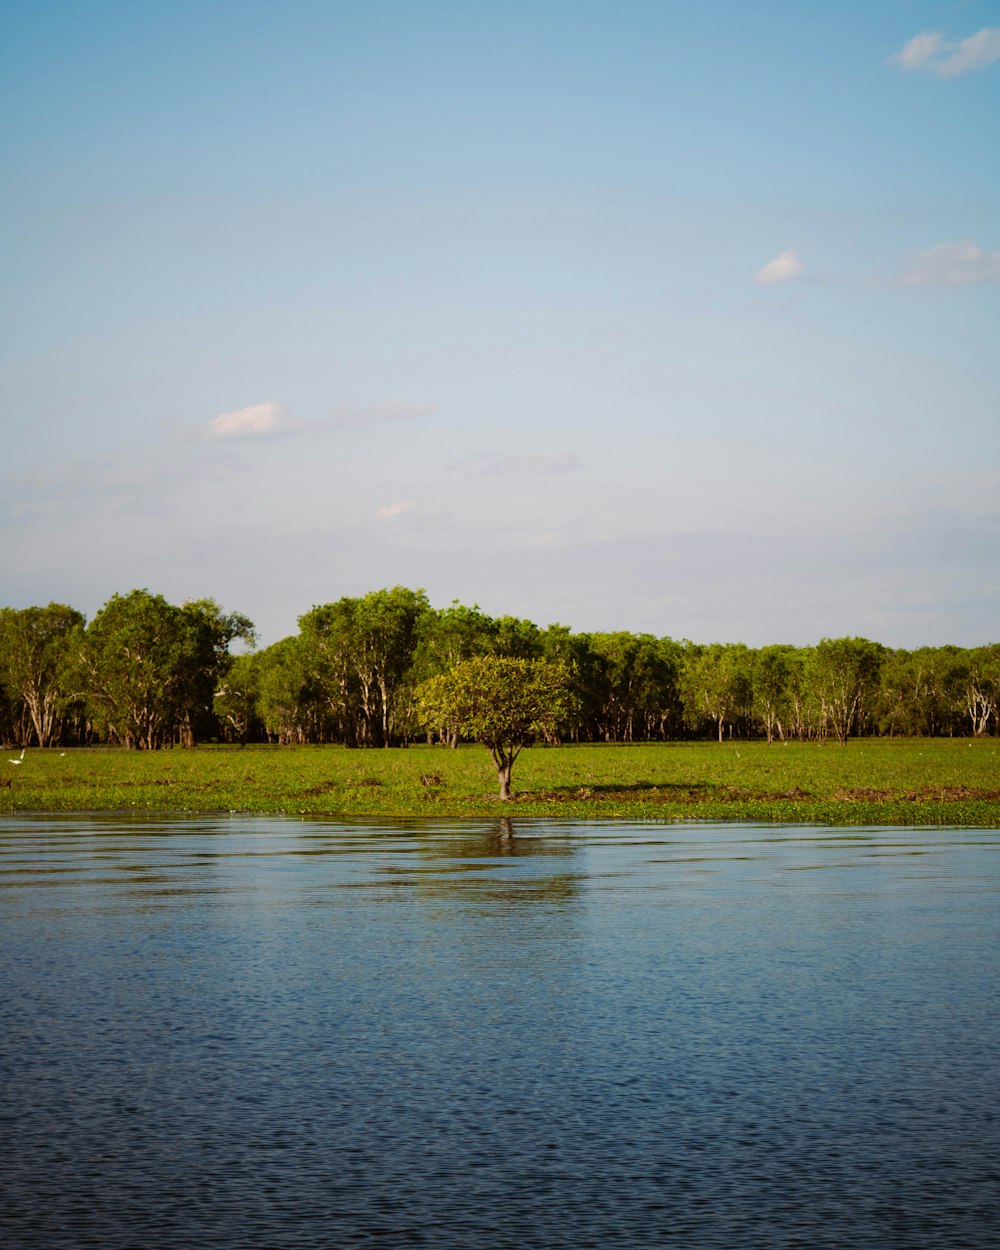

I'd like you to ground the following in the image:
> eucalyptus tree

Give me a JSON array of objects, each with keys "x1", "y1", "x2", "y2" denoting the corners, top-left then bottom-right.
[
  {"x1": 411, "y1": 602, "x2": 499, "y2": 746},
  {"x1": 297, "y1": 599, "x2": 356, "y2": 742},
  {"x1": 413, "y1": 601, "x2": 498, "y2": 676},
  {"x1": 963, "y1": 644, "x2": 1000, "y2": 737},
  {"x1": 81, "y1": 590, "x2": 187, "y2": 748},
  {"x1": 874, "y1": 649, "x2": 914, "y2": 738},
  {"x1": 808, "y1": 637, "x2": 885, "y2": 745},
  {"x1": 541, "y1": 625, "x2": 608, "y2": 742},
  {"x1": 874, "y1": 648, "x2": 967, "y2": 738},
  {"x1": 586, "y1": 632, "x2": 681, "y2": 741},
  {"x1": 781, "y1": 646, "x2": 816, "y2": 740},
  {"x1": 417, "y1": 656, "x2": 577, "y2": 800},
  {"x1": 299, "y1": 587, "x2": 430, "y2": 746},
  {"x1": 0, "y1": 670, "x2": 10, "y2": 743},
  {"x1": 921, "y1": 646, "x2": 976, "y2": 736},
  {"x1": 652, "y1": 637, "x2": 686, "y2": 739},
  {"x1": 175, "y1": 599, "x2": 256, "y2": 746},
  {"x1": 680, "y1": 643, "x2": 754, "y2": 742},
  {"x1": 0, "y1": 661, "x2": 36, "y2": 748},
  {"x1": 752, "y1": 644, "x2": 796, "y2": 743},
  {"x1": 355, "y1": 586, "x2": 431, "y2": 746},
  {"x1": 81, "y1": 590, "x2": 254, "y2": 748},
  {"x1": 493, "y1": 614, "x2": 544, "y2": 659},
  {"x1": 0, "y1": 603, "x2": 84, "y2": 747},
  {"x1": 213, "y1": 651, "x2": 262, "y2": 744},
  {"x1": 254, "y1": 636, "x2": 319, "y2": 743}
]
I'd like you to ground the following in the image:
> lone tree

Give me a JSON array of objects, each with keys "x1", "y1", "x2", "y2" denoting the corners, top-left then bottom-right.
[{"x1": 417, "y1": 656, "x2": 577, "y2": 800}]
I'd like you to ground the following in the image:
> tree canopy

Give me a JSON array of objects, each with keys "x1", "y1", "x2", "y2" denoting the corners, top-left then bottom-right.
[
  {"x1": 79, "y1": 591, "x2": 253, "y2": 749},
  {"x1": 0, "y1": 604, "x2": 84, "y2": 747},
  {"x1": 1, "y1": 585, "x2": 997, "y2": 750},
  {"x1": 417, "y1": 656, "x2": 577, "y2": 799}
]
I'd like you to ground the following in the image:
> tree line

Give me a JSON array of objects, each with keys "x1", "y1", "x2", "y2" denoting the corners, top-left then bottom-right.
[{"x1": 1, "y1": 587, "x2": 998, "y2": 749}]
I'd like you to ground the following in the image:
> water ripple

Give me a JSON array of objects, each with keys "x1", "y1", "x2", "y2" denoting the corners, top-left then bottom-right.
[{"x1": 2, "y1": 815, "x2": 998, "y2": 1248}]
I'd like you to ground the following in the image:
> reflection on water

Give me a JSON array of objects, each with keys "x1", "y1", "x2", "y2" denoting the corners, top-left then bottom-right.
[{"x1": 2, "y1": 815, "x2": 999, "y2": 1249}]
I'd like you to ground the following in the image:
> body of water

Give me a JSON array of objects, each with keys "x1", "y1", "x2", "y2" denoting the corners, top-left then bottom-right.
[{"x1": 2, "y1": 815, "x2": 998, "y2": 1248}]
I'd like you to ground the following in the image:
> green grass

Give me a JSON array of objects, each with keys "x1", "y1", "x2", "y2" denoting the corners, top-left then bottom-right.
[{"x1": 2, "y1": 738, "x2": 999, "y2": 825}]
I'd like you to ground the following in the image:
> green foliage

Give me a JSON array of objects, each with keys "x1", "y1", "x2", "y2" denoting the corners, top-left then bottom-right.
[
  {"x1": 80, "y1": 590, "x2": 179, "y2": 748},
  {"x1": 253, "y1": 636, "x2": 318, "y2": 743},
  {"x1": 79, "y1": 590, "x2": 254, "y2": 749},
  {"x1": 2, "y1": 586, "x2": 999, "y2": 754},
  {"x1": 176, "y1": 599, "x2": 256, "y2": 745},
  {"x1": 753, "y1": 644, "x2": 796, "y2": 743},
  {"x1": 411, "y1": 601, "x2": 499, "y2": 683},
  {"x1": 299, "y1": 587, "x2": 430, "y2": 746},
  {"x1": 680, "y1": 642, "x2": 754, "y2": 741},
  {"x1": 213, "y1": 652, "x2": 261, "y2": 744},
  {"x1": 417, "y1": 656, "x2": 578, "y2": 799},
  {"x1": 0, "y1": 603, "x2": 84, "y2": 746},
  {"x1": 876, "y1": 646, "x2": 969, "y2": 737},
  {"x1": 809, "y1": 637, "x2": 885, "y2": 745},
  {"x1": 492, "y1": 615, "x2": 544, "y2": 659},
  {"x1": 963, "y1": 644, "x2": 1000, "y2": 737},
  {"x1": 587, "y1": 632, "x2": 681, "y2": 742},
  {"x1": 541, "y1": 625, "x2": 614, "y2": 740}
]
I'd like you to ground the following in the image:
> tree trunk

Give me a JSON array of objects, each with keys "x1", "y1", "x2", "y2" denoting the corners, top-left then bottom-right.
[{"x1": 491, "y1": 744, "x2": 514, "y2": 801}]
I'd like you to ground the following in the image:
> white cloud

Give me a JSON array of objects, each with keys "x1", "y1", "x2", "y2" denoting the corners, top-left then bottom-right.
[
  {"x1": 890, "y1": 27, "x2": 1000, "y2": 77},
  {"x1": 204, "y1": 402, "x2": 300, "y2": 440},
  {"x1": 754, "y1": 248, "x2": 803, "y2": 286},
  {"x1": 894, "y1": 240, "x2": 1000, "y2": 286},
  {"x1": 188, "y1": 399, "x2": 438, "y2": 442},
  {"x1": 891, "y1": 31, "x2": 944, "y2": 71},
  {"x1": 376, "y1": 501, "x2": 414, "y2": 519},
  {"x1": 375, "y1": 500, "x2": 453, "y2": 530}
]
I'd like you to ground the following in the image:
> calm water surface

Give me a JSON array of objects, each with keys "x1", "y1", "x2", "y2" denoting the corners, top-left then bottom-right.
[{"x1": 2, "y1": 815, "x2": 998, "y2": 1249}]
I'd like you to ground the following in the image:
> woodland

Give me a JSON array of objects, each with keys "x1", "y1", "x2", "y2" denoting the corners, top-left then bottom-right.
[{"x1": 1, "y1": 587, "x2": 998, "y2": 751}]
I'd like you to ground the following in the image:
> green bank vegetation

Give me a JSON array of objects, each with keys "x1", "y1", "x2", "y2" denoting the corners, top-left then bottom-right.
[
  {"x1": 1, "y1": 586, "x2": 998, "y2": 821},
  {"x1": 2, "y1": 740, "x2": 998, "y2": 826}
]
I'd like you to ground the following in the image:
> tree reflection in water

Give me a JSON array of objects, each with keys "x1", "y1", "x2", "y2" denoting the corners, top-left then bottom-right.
[{"x1": 406, "y1": 817, "x2": 584, "y2": 908}]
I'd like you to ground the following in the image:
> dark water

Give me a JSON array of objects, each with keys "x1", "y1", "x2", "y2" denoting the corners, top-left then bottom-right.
[{"x1": 2, "y1": 816, "x2": 998, "y2": 1249}]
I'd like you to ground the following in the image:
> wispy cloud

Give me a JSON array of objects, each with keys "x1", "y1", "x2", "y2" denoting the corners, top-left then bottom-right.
[
  {"x1": 187, "y1": 399, "x2": 438, "y2": 442},
  {"x1": 1, "y1": 446, "x2": 229, "y2": 529},
  {"x1": 376, "y1": 501, "x2": 414, "y2": 519},
  {"x1": 375, "y1": 500, "x2": 453, "y2": 530},
  {"x1": 754, "y1": 248, "x2": 803, "y2": 286},
  {"x1": 893, "y1": 240, "x2": 1000, "y2": 286},
  {"x1": 204, "y1": 402, "x2": 302, "y2": 440},
  {"x1": 890, "y1": 28, "x2": 1000, "y2": 78}
]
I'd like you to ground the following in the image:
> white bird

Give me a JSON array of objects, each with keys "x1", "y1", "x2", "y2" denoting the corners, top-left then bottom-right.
[{"x1": 8, "y1": 749, "x2": 25, "y2": 765}]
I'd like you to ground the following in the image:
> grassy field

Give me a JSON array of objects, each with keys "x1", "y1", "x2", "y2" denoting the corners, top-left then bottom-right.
[{"x1": 2, "y1": 738, "x2": 999, "y2": 825}]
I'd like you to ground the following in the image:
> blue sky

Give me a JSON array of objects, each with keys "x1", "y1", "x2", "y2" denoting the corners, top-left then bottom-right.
[{"x1": 2, "y1": 1, "x2": 998, "y2": 647}]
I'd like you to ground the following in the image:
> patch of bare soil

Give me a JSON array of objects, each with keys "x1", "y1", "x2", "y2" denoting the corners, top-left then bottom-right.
[
  {"x1": 831, "y1": 785, "x2": 1000, "y2": 802},
  {"x1": 525, "y1": 783, "x2": 1000, "y2": 806}
]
